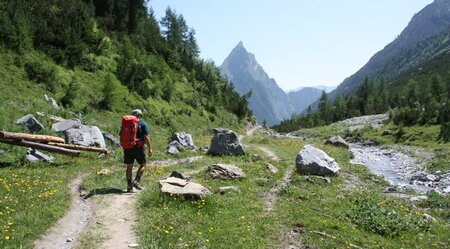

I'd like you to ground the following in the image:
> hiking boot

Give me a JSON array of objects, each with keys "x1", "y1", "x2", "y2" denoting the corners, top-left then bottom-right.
[
  {"x1": 132, "y1": 180, "x2": 142, "y2": 190},
  {"x1": 127, "y1": 183, "x2": 133, "y2": 193}
]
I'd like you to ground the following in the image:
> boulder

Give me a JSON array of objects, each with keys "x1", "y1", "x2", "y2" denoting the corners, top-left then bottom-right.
[
  {"x1": 295, "y1": 145, "x2": 340, "y2": 176},
  {"x1": 166, "y1": 146, "x2": 180, "y2": 155},
  {"x1": 207, "y1": 164, "x2": 245, "y2": 180},
  {"x1": 207, "y1": 128, "x2": 245, "y2": 156},
  {"x1": 52, "y1": 118, "x2": 82, "y2": 132},
  {"x1": 65, "y1": 125, "x2": 106, "y2": 148},
  {"x1": 102, "y1": 132, "x2": 121, "y2": 147},
  {"x1": 166, "y1": 141, "x2": 183, "y2": 155},
  {"x1": 266, "y1": 163, "x2": 279, "y2": 174},
  {"x1": 25, "y1": 148, "x2": 53, "y2": 163},
  {"x1": 15, "y1": 114, "x2": 44, "y2": 132},
  {"x1": 171, "y1": 132, "x2": 197, "y2": 150},
  {"x1": 166, "y1": 132, "x2": 197, "y2": 154},
  {"x1": 324, "y1": 136, "x2": 349, "y2": 149},
  {"x1": 159, "y1": 177, "x2": 211, "y2": 199}
]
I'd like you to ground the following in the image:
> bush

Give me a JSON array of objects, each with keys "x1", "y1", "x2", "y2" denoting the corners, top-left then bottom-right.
[
  {"x1": 348, "y1": 194, "x2": 431, "y2": 237},
  {"x1": 24, "y1": 58, "x2": 58, "y2": 92}
]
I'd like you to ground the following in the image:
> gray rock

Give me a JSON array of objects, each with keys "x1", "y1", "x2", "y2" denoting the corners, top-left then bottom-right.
[
  {"x1": 216, "y1": 186, "x2": 240, "y2": 194},
  {"x1": 200, "y1": 145, "x2": 209, "y2": 152},
  {"x1": 295, "y1": 145, "x2": 340, "y2": 176},
  {"x1": 166, "y1": 144, "x2": 180, "y2": 155},
  {"x1": 170, "y1": 171, "x2": 193, "y2": 181},
  {"x1": 166, "y1": 140, "x2": 184, "y2": 154},
  {"x1": 52, "y1": 118, "x2": 82, "y2": 132},
  {"x1": 444, "y1": 186, "x2": 450, "y2": 193},
  {"x1": 410, "y1": 195, "x2": 428, "y2": 202},
  {"x1": 171, "y1": 132, "x2": 197, "y2": 150},
  {"x1": 266, "y1": 163, "x2": 279, "y2": 174},
  {"x1": 159, "y1": 177, "x2": 211, "y2": 199},
  {"x1": 426, "y1": 174, "x2": 438, "y2": 182},
  {"x1": 15, "y1": 114, "x2": 44, "y2": 132},
  {"x1": 207, "y1": 164, "x2": 246, "y2": 180},
  {"x1": 65, "y1": 125, "x2": 106, "y2": 148},
  {"x1": 207, "y1": 128, "x2": 245, "y2": 156},
  {"x1": 25, "y1": 148, "x2": 53, "y2": 163},
  {"x1": 102, "y1": 132, "x2": 121, "y2": 147},
  {"x1": 324, "y1": 136, "x2": 349, "y2": 149},
  {"x1": 305, "y1": 176, "x2": 331, "y2": 184},
  {"x1": 382, "y1": 129, "x2": 393, "y2": 136}
]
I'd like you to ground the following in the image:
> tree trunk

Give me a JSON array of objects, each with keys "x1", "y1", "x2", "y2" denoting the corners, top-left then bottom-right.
[
  {"x1": 0, "y1": 131, "x2": 65, "y2": 144},
  {"x1": 0, "y1": 138, "x2": 80, "y2": 157},
  {"x1": 47, "y1": 142, "x2": 108, "y2": 154}
]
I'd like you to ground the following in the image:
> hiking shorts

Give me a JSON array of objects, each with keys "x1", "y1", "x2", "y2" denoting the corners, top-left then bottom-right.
[{"x1": 123, "y1": 147, "x2": 146, "y2": 165}]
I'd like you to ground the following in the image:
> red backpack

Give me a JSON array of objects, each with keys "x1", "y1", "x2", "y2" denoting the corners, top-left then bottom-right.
[{"x1": 120, "y1": 115, "x2": 138, "y2": 149}]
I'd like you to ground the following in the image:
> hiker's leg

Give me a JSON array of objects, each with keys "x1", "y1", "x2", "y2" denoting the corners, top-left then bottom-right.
[
  {"x1": 136, "y1": 163, "x2": 146, "y2": 180},
  {"x1": 134, "y1": 147, "x2": 147, "y2": 182},
  {"x1": 126, "y1": 164, "x2": 133, "y2": 180}
]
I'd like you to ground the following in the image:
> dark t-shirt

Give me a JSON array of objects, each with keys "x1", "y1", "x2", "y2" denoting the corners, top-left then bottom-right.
[{"x1": 137, "y1": 119, "x2": 149, "y2": 145}]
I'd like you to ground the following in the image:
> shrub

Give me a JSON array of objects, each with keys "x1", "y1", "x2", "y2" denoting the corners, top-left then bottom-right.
[
  {"x1": 348, "y1": 194, "x2": 431, "y2": 237},
  {"x1": 24, "y1": 58, "x2": 58, "y2": 92}
]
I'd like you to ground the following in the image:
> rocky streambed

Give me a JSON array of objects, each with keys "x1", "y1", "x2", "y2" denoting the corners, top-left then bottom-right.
[{"x1": 349, "y1": 144, "x2": 450, "y2": 195}]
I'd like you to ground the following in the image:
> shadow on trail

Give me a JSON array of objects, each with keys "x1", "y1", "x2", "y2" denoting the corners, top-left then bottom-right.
[{"x1": 83, "y1": 187, "x2": 126, "y2": 199}]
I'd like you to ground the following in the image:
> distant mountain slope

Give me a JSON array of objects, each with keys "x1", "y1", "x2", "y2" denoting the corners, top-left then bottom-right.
[
  {"x1": 220, "y1": 42, "x2": 294, "y2": 126},
  {"x1": 331, "y1": 0, "x2": 450, "y2": 97},
  {"x1": 288, "y1": 87, "x2": 323, "y2": 114},
  {"x1": 288, "y1": 85, "x2": 336, "y2": 94}
]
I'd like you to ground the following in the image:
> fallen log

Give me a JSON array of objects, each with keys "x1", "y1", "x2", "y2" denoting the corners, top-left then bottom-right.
[
  {"x1": 47, "y1": 142, "x2": 108, "y2": 154},
  {"x1": 0, "y1": 131, "x2": 65, "y2": 144},
  {"x1": 0, "y1": 138, "x2": 80, "y2": 157}
]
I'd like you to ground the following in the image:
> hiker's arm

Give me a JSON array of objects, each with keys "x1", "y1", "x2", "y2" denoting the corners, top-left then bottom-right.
[{"x1": 144, "y1": 134, "x2": 152, "y2": 156}]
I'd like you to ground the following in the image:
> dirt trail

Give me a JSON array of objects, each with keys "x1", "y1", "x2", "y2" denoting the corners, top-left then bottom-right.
[
  {"x1": 255, "y1": 145, "x2": 280, "y2": 161},
  {"x1": 98, "y1": 191, "x2": 139, "y2": 249},
  {"x1": 34, "y1": 175, "x2": 93, "y2": 249}
]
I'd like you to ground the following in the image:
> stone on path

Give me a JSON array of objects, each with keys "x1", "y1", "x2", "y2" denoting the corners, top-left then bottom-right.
[
  {"x1": 208, "y1": 128, "x2": 245, "y2": 156},
  {"x1": 15, "y1": 114, "x2": 44, "y2": 132},
  {"x1": 295, "y1": 145, "x2": 340, "y2": 177},
  {"x1": 266, "y1": 163, "x2": 279, "y2": 174},
  {"x1": 159, "y1": 177, "x2": 211, "y2": 198},
  {"x1": 324, "y1": 136, "x2": 349, "y2": 149},
  {"x1": 207, "y1": 164, "x2": 245, "y2": 180}
]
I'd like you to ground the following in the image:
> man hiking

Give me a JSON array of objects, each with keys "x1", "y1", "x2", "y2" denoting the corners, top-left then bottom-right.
[{"x1": 122, "y1": 109, "x2": 153, "y2": 192}]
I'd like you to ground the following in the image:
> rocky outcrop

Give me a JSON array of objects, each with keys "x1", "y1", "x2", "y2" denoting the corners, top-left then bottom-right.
[
  {"x1": 207, "y1": 164, "x2": 245, "y2": 180},
  {"x1": 324, "y1": 136, "x2": 349, "y2": 149},
  {"x1": 15, "y1": 114, "x2": 44, "y2": 132},
  {"x1": 295, "y1": 145, "x2": 340, "y2": 176},
  {"x1": 159, "y1": 177, "x2": 211, "y2": 199},
  {"x1": 207, "y1": 128, "x2": 245, "y2": 156}
]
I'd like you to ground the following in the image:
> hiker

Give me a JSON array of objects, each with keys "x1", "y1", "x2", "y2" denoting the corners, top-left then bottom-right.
[{"x1": 122, "y1": 109, "x2": 153, "y2": 192}]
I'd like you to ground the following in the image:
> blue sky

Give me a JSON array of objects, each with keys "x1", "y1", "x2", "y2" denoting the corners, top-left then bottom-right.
[{"x1": 150, "y1": 0, "x2": 433, "y2": 91}]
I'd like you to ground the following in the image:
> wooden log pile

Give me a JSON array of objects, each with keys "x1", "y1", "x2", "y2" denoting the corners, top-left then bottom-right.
[{"x1": 0, "y1": 131, "x2": 108, "y2": 157}]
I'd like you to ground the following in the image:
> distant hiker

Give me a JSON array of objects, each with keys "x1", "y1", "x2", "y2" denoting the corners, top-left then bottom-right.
[{"x1": 120, "y1": 109, "x2": 153, "y2": 192}]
